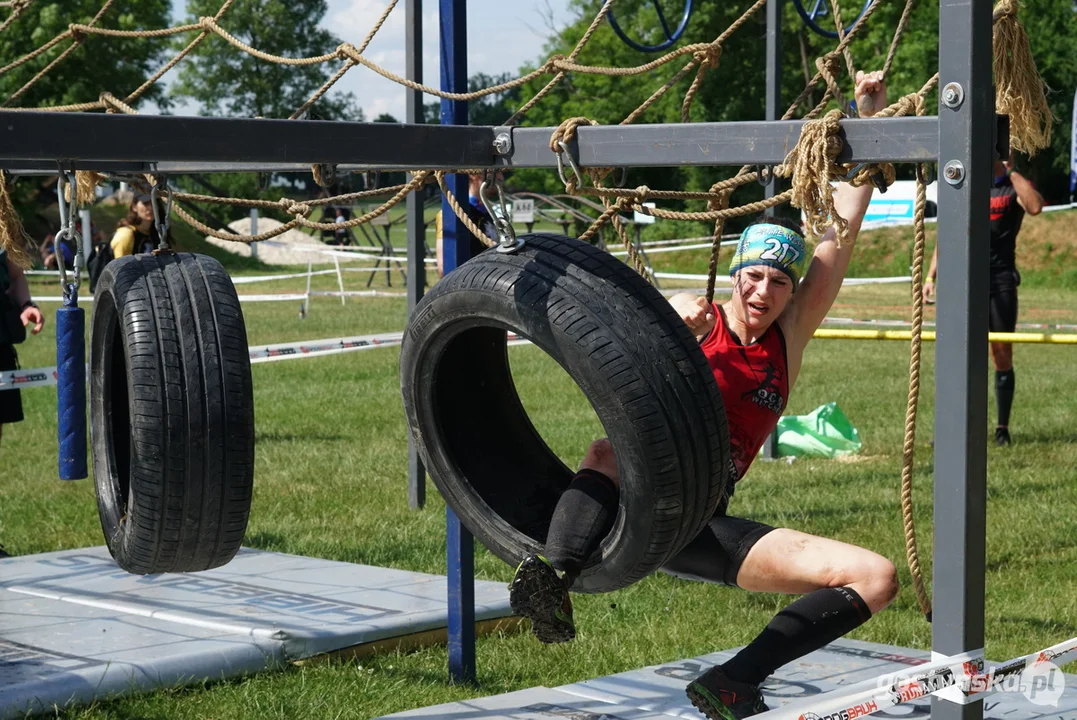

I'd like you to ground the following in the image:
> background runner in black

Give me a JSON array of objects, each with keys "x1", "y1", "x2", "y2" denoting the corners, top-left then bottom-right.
[{"x1": 924, "y1": 151, "x2": 1045, "y2": 445}]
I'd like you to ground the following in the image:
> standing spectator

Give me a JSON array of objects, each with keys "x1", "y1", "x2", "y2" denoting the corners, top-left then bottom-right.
[
  {"x1": 435, "y1": 172, "x2": 499, "y2": 278},
  {"x1": 110, "y1": 194, "x2": 169, "y2": 258},
  {"x1": 333, "y1": 206, "x2": 352, "y2": 246},
  {"x1": 1, "y1": 246, "x2": 46, "y2": 448},
  {"x1": 923, "y1": 151, "x2": 1044, "y2": 445},
  {"x1": 1, "y1": 245, "x2": 46, "y2": 558},
  {"x1": 39, "y1": 232, "x2": 74, "y2": 271}
]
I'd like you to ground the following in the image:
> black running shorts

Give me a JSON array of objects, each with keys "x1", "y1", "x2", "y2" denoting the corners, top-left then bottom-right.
[
  {"x1": 989, "y1": 270, "x2": 1019, "y2": 334},
  {"x1": 0, "y1": 342, "x2": 23, "y2": 425},
  {"x1": 660, "y1": 512, "x2": 776, "y2": 587}
]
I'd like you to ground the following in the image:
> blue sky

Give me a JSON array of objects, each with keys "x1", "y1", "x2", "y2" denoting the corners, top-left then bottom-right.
[{"x1": 167, "y1": 0, "x2": 577, "y2": 118}]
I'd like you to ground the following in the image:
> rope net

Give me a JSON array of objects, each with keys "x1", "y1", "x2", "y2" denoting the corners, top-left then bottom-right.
[{"x1": 0, "y1": 0, "x2": 1057, "y2": 618}]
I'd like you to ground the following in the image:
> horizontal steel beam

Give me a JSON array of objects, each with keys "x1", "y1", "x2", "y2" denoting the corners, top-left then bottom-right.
[
  {"x1": 0, "y1": 111, "x2": 939, "y2": 174},
  {"x1": 499, "y1": 116, "x2": 939, "y2": 167},
  {"x1": 0, "y1": 112, "x2": 494, "y2": 170}
]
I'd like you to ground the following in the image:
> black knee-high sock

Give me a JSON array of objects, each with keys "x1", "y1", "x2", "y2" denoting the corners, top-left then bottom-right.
[
  {"x1": 995, "y1": 369, "x2": 1015, "y2": 428},
  {"x1": 721, "y1": 587, "x2": 872, "y2": 687},
  {"x1": 544, "y1": 469, "x2": 618, "y2": 576}
]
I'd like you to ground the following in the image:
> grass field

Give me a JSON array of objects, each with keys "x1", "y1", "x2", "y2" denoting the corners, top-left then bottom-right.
[{"x1": 3, "y1": 213, "x2": 1077, "y2": 719}]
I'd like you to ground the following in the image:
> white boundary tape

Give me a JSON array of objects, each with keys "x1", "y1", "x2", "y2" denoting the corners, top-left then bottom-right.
[
  {"x1": 30, "y1": 294, "x2": 311, "y2": 304},
  {"x1": 258, "y1": 240, "x2": 437, "y2": 264},
  {"x1": 30, "y1": 291, "x2": 405, "y2": 305},
  {"x1": 639, "y1": 234, "x2": 740, "y2": 247},
  {"x1": 2, "y1": 331, "x2": 529, "y2": 388},
  {"x1": 823, "y1": 316, "x2": 1077, "y2": 332},
  {"x1": 610, "y1": 240, "x2": 739, "y2": 257},
  {"x1": 653, "y1": 273, "x2": 913, "y2": 286},
  {"x1": 231, "y1": 269, "x2": 339, "y2": 284}
]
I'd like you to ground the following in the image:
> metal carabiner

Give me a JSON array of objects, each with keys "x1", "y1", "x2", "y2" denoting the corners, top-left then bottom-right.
[
  {"x1": 54, "y1": 171, "x2": 82, "y2": 302},
  {"x1": 555, "y1": 139, "x2": 585, "y2": 192},
  {"x1": 479, "y1": 177, "x2": 524, "y2": 254},
  {"x1": 150, "y1": 178, "x2": 174, "y2": 252},
  {"x1": 755, "y1": 165, "x2": 775, "y2": 187}
]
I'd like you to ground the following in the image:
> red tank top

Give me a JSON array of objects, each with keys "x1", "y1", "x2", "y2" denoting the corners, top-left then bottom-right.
[{"x1": 701, "y1": 305, "x2": 789, "y2": 484}]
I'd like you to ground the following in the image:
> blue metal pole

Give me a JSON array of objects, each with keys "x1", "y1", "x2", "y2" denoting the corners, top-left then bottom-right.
[{"x1": 439, "y1": 0, "x2": 476, "y2": 685}]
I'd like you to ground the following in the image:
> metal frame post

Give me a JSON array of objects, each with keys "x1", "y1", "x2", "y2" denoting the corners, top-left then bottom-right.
[
  {"x1": 761, "y1": 0, "x2": 783, "y2": 460},
  {"x1": 406, "y1": 0, "x2": 426, "y2": 510},
  {"x1": 933, "y1": 3, "x2": 992, "y2": 720},
  {"x1": 440, "y1": 0, "x2": 476, "y2": 685}
]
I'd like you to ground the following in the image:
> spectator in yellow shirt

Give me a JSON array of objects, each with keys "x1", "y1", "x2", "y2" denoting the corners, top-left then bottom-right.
[{"x1": 110, "y1": 194, "x2": 169, "y2": 258}]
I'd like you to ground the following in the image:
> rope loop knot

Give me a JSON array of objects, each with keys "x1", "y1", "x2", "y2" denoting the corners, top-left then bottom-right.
[{"x1": 279, "y1": 198, "x2": 312, "y2": 218}]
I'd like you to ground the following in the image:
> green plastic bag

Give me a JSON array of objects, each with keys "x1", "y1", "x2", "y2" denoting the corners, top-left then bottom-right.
[{"x1": 771, "y1": 401, "x2": 862, "y2": 459}]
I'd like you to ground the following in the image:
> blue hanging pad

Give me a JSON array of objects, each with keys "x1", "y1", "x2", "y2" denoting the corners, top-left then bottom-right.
[{"x1": 56, "y1": 305, "x2": 88, "y2": 480}]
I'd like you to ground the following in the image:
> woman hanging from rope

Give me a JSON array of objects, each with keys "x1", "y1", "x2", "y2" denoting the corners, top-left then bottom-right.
[{"x1": 510, "y1": 70, "x2": 893, "y2": 720}]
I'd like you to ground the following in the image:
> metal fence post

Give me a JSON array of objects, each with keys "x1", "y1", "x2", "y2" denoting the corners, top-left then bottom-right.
[
  {"x1": 761, "y1": 0, "x2": 784, "y2": 461},
  {"x1": 250, "y1": 208, "x2": 259, "y2": 260},
  {"x1": 406, "y1": 0, "x2": 426, "y2": 511}
]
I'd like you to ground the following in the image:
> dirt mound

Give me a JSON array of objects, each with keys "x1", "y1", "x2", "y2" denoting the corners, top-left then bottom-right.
[{"x1": 204, "y1": 216, "x2": 362, "y2": 266}]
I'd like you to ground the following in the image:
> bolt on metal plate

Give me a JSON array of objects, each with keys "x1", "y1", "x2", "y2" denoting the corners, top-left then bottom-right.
[
  {"x1": 942, "y1": 82, "x2": 964, "y2": 109},
  {"x1": 943, "y1": 160, "x2": 965, "y2": 185}
]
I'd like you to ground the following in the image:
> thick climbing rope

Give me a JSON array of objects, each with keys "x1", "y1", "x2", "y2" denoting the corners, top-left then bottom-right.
[
  {"x1": 291, "y1": 0, "x2": 397, "y2": 121},
  {"x1": 505, "y1": 0, "x2": 616, "y2": 126},
  {"x1": 434, "y1": 171, "x2": 492, "y2": 247},
  {"x1": 828, "y1": 0, "x2": 858, "y2": 91},
  {"x1": 3, "y1": 0, "x2": 115, "y2": 105},
  {"x1": 900, "y1": 96, "x2": 932, "y2": 621},
  {"x1": 0, "y1": 0, "x2": 32, "y2": 35},
  {"x1": 882, "y1": 0, "x2": 916, "y2": 80}
]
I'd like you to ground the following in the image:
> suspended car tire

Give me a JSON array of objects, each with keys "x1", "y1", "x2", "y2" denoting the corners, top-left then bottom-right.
[
  {"x1": 90, "y1": 253, "x2": 255, "y2": 574},
  {"x1": 400, "y1": 233, "x2": 730, "y2": 593}
]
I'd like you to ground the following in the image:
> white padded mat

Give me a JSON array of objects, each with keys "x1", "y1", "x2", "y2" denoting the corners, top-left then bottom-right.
[
  {"x1": 380, "y1": 639, "x2": 1077, "y2": 720},
  {"x1": 0, "y1": 546, "x2": 513, "y2": 718}
]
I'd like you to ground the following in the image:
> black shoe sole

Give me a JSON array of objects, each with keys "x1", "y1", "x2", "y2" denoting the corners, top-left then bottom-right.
[
  {"x1": 686, "y1": 682, "x2": 738, "y2": 720},
  {"x1": 509, "y1": 557, "x2": 575, "y2": 644}
]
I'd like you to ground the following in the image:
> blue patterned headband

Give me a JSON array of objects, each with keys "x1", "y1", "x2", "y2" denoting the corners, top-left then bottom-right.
[{"x1": 729, "y1": 223, "x2": 808, "y2": 289}]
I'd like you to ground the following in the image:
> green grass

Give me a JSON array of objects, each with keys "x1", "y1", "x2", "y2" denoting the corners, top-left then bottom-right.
[{"x1": 3, "y1": 256, "x2": 1077, "y2": 718}]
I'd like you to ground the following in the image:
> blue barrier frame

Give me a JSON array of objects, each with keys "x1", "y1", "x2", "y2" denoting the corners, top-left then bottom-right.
[{"x1": 439, "y1": 0, "x2": 477, "y2": 685}]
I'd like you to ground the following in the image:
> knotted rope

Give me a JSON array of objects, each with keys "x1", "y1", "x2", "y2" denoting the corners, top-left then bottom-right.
[{"x1": 992, "y1": 0, "x2": 1052, "y2": 155}]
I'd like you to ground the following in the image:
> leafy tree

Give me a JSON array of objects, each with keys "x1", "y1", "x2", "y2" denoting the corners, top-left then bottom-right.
[
  {"x1": 0, "y1": 0, "x2": 172, "y2": 109},
  {"x1": 171, "y1": 0, "x2": 363, "y2": 120},
  {"x1": 0, "y1": 1, "x2": 174, "y2": 241}
]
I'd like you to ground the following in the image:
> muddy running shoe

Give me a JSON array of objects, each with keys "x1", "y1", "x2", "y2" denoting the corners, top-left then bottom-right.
[
  {"x1": 686, "y1": 666, "x2": 769, "y2": 720},
  {"x1": 508, "y1": 555, "x2": 575, "y2": 643},
  {"x1": 995, "y1": 426, "x2": 1012, "y2": 447}
]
